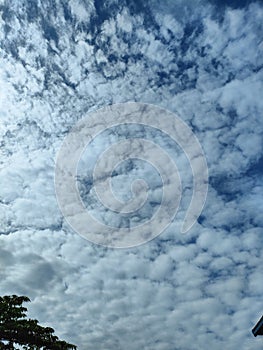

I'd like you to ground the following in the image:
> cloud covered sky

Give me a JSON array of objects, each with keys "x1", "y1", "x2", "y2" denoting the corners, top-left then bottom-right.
[{"x1": 0, "y1": 0, "x2": 263, "y2": 349}]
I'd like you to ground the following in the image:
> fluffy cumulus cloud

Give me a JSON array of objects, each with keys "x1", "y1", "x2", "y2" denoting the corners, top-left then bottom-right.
[{"x1": 0, "y1": 0, "x2": 263, "y2": 349}]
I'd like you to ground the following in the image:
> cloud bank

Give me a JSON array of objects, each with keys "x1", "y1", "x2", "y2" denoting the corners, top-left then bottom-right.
[{"x1": 0, "y1": 0, "x2": 262, "y2": 349}]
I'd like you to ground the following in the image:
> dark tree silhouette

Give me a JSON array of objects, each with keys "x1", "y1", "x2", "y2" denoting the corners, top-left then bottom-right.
[{"x1": 0, "y1": 295, "x2": 77, "y2": 350}]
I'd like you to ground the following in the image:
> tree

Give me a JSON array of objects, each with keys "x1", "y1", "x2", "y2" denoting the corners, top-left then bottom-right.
[{"x1": 0, "y1": 295, "x2": 77, "y2": 350}]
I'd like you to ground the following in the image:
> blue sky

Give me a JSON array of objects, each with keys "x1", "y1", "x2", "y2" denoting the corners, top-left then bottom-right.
[{"x1": 0, "y1": 0, "x2": 263, "y2": 349}]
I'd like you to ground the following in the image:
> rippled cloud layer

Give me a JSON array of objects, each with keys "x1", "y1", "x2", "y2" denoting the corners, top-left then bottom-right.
[{"x1": 0, "y1": 0, "x2": 263, "y2": 349}]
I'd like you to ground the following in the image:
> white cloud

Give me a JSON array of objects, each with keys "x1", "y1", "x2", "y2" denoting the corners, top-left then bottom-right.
[
  {"x1": 0, "y1": 0, "x2": 262, "y2": 349},
  {"x1": 68, "y1": 0, "x2": 95, "y2": 23}
]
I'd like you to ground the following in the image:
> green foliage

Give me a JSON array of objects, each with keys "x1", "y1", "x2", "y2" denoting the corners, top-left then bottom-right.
[{"x1": 0, "y1": 295, "x2": 77, "y2": 350}]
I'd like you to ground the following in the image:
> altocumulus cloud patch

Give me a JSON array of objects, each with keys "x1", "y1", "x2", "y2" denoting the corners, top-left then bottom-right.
[
  {"x1": 55, "y1": 102, "x2": 208, "y2": 247},
  {"x1": 0, "y1": 0, "x2": 263, "y2": 349}
]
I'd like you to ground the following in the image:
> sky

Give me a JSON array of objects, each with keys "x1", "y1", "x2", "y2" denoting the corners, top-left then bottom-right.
[{"x1": 0, "y1": 0, "x2": 263, "y2": 349}]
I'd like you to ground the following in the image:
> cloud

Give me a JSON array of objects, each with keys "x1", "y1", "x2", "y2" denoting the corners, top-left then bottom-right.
[{"x1": 0, "y1": 0, "x2": 262, "y2": 349}]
